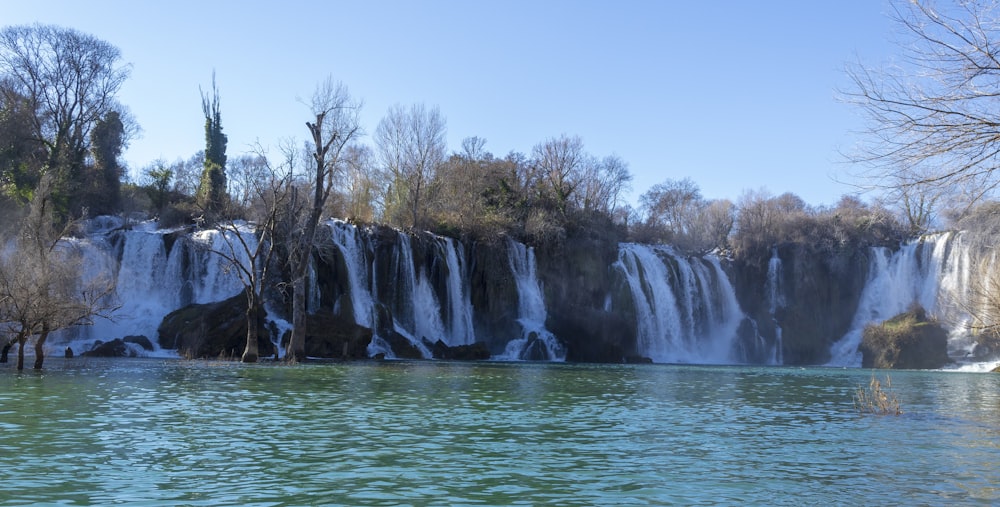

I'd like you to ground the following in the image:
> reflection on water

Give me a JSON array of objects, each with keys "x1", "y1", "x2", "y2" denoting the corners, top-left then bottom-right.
[{"x1": 0, "y1": 359, "x2": 998, "y2": 505}]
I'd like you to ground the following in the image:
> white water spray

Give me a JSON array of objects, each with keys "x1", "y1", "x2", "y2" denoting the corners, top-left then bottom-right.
[
  {"x1": 827, "y1": 232, "x2": 990, "y2": 367},
  {"x1": 613, "y1": 243, "x2": 744, "y2": 364},
  {"x1": 497, "y1": 239, "x2": 565, "y2": 361}
]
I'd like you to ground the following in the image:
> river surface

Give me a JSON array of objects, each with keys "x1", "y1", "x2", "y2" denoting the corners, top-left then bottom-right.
[{"x1": 0, "y1": 358, "x2": 998, "y2": 506}]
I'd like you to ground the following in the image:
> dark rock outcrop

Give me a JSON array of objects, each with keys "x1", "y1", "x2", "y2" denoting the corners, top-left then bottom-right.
[
  {"x1": 157, "y1": 293, "x2": 275, "y2": 359},
  {"x1": 123, "y1": 335, "x2": 154, "y2": 351},
  {"x1": 467, "y1": 239, "x2": 521, "y2": 355},
  {"x1": 731, "y1": 243, "x2": 872, "y2": 365},
  {"x1": 536, "y1": 222, "x2": 632, "y2": 362},
  {"x1": 427, "y1": 339, "x2": 491, "y2": 360},
  {"x1": 159, "y1": 292, "x2": 384, "y2": 360},
  {"x1": 859, "y1": 305, "x2": 951, "y2": 369},
  {"x1": 82, "y1": 335, "x2": 155, "y2": 358},
  {"x1": 300, "y1": 313, "x2": 373, "y2": 359},
  {"x1": 83, "y1": 338, "x2": 135, "y2": 357}
]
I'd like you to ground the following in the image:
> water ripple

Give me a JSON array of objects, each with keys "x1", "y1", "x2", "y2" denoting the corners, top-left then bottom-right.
[{"x1": 0, "y1": 360, "x2": 997, "y2": 505}]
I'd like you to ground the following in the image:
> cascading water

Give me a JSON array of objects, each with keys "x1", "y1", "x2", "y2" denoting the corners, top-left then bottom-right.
[
  {"x1": 612, "y1": 243, "x2": 744, "y2": 364},
  {"x1": 324, "y1": 220, "x2": 477, "y2": 358},
  {"x1": 327, "y1": 220, "x2": 375, "y2": 328},
  {"x1": 826, "y1": 232, "x2": 987, "y2": 367},
  {"x1": 188, "y1": 225, "x2": 255, "y2": 304},
  {"x1": 498, "y1": 239, "x2": 566, "y2": 361},
  {"x1": 439, "y1": 237, "x2": 476, "y2": 347},
  {"x1": 764, "y1": 248, "x2": 784, "y2": 365},
  {"x1": 52, "y1": 219, "x2": 254, "y2": 356}
]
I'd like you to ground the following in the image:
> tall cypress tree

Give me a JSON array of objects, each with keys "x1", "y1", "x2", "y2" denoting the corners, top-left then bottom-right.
[
  {"x1": 87, "y1": 110, "x2": 124, "y2": 215},
  {"x1": 197, "y1": 73, "x2": 227, "y2": 213}
]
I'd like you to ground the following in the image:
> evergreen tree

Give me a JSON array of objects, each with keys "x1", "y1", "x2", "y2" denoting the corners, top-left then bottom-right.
[
  {"x1": 197, "y1": 73, "x2": 227, "y2": 213},
  {"x1": 86, "y1": 110, "x2": 125, "y2": 215}
]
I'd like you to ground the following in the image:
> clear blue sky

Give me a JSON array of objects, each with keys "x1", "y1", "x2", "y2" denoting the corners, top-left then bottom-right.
[{"x1": 4, "y1": 0, "x2": 896, "y2": 207}]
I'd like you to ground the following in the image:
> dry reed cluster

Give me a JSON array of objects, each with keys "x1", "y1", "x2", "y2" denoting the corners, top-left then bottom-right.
[{"x1": 854, "y1": 373, "x2": 902, "y2": 416}]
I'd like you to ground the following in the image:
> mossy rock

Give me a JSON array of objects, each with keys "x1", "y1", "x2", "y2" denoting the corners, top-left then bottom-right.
[{"x1": 859, "y1": 305, "x2": 951, "y2": 369}]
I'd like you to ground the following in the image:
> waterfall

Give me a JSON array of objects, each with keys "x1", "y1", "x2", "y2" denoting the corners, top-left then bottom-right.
[
  {"x1": 189, "y1": 225, "x2": 254, "y2": 304},
  {"x1": 57, "y1": 228, "x2": 177, "y2": 354},
  {"x1": 51, "y1": 221, "x2": 254, "y2": 356},
  {"x1": 826, "y1": 232, "x2": 988, "y2": 367},
  {"x1": 498, "y1": 239, "x2": 566, "y2": 361},
  {"x1": 325, "y1": 221, "x2": 479, "y2": 357},
  {"x1": 439, "y1": 237, "x2": 476, "y2": 346},
  {"x1": 328, "y1": 220, "x2": 375, "y2": 328},
  {"x1": 613, "y1": 243, "x2": 744, "y2": 364},
  {"x1": 764, "y1": 248, "x2": 784, "y2": 365}
]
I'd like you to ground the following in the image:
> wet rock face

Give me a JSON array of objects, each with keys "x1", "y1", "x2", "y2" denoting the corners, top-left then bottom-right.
[
  {"x1": 535, "y1": 231, "x2": 632, "y2": 362},
  {"x1": 80, "y1": 335, "x2": 157, "y2": 358},
  {"x1": 301, "y1": 313, "x2": 374, "y2": 360},
  {"x1": 157, "y1": 293, "x2": 378, "y2": 360},
  {"x1": 467, "y1": 240, "x2": 520, "y2": 354},
  {"x1": 426, "y1": 339, "x2": 491, "y2": 360},
  {"x1": 860, "y1": 306, "x2": 952, "y2": 369},
  {"x1": 123, "y1": 335, "x2": 154, "y2": 351},
  {"x1": 731, "y1": 244, "x2": 871, "y2": 365}
]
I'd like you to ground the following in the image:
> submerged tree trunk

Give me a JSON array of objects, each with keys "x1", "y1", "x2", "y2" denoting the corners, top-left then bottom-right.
[
  {"x1": 241, "y1": 298, "x2": 261, "y2": 363},
  {"x1": 16, "y1": 336, "x2": 26, "y2": 371},
  {"x1": 33, "y1": 324, "x2": 50, "y2": 370},
  {"x1": 286, "y1": 274, "x2": 307, "y2": 362}
]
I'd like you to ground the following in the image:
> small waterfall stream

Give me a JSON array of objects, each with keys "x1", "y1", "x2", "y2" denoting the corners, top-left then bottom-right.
[
  {"x1": 765, "y1": 248, "x2": 785, "y2": 365},
  {"x1": 497, "y1": 239, "x2": 566, "y2": 361}
]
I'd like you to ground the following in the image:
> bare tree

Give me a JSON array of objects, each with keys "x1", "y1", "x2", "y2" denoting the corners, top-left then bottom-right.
[
  {"x1": 227, "y1": 153, "x2": 270, "y2": 213},
  {"x1": 576, "y1": 154, "x2": 633, "y2": 215},
  {"x1": 170, "y1": 151, "x2": 205, "y2": 197},
  {"x1": 689, "y1": 199, "x2": 736, "y2": 252},
  {"x1": 374, "y1": 103, "x2": 447, "y2": 228},
  {"x1": 202, "y1": 147, "x2": 292, "y2": 363},
  {"x1": 0, "y1": 174, "x2": 117, "y2": 370},
  {"x1": 636, "y1": 178, "x2": 732, "y2": 252},
  {"x1": 284, "y1": 78, "x2": 362, "y2": 361},
  {"x1": 332, "y1": 143, "x2": 379, "y2": 222},
  {"x1": 733, "y1": 188, "x2": 780, "y2": 253},
  {"x1": 532, "y1": 134, "x2": 587, "y2": 215},
  {"x1": 640, "y1": 178, "x2": 704, "y2": 240},
  {"x1": 844, "y1": 0, "x2": 1000, "y2": 207}
]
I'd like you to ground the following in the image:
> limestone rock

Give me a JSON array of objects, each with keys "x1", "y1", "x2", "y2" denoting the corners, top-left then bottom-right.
[{"x1": 860, "y1": 306, "x2": 951, "y2": 369}]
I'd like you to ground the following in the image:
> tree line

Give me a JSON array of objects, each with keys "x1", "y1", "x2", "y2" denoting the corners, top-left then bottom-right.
[{"x1": 5, "y1": 1, "x2": 1000, "y2": 368}]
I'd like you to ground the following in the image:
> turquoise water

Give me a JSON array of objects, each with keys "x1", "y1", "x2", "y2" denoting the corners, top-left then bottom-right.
[{"x1": 0, "y1": 359, "x2": 998, "y2": 506}]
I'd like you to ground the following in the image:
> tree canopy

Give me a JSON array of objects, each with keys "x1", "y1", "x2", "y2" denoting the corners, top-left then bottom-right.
[
  {"x1": 845, "y1": 0, "x2": 1000, "y2": 220},
  {"x1": 0, "y1": 23, "x2": 133, "y2": 216}
]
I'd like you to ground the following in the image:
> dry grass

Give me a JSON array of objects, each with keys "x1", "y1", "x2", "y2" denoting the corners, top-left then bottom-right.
[{"x1": 854, "y1": 372, "x2": 902, "y2": 416}]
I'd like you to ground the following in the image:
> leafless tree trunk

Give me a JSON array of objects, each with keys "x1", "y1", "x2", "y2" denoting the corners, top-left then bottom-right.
[
  {"x1": 285, "y1": 78, "x2": 362, "y2": 362},
  {"x1": 32, "y1": 323, "x2": 49, "y2": 370},
  {"x1": 203, "y1": 145, "x2": 293, "y2": 363}
]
